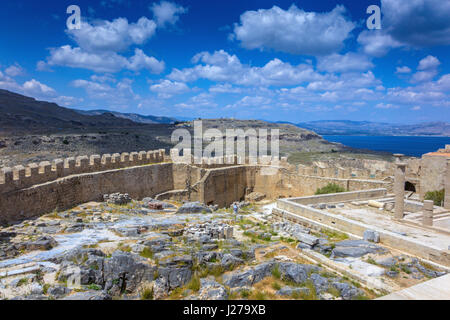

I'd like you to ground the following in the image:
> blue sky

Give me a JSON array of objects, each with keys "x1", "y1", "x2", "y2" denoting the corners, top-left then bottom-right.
[{"x1": 0, "y1": 0, "x2": 449, "y2": 123}]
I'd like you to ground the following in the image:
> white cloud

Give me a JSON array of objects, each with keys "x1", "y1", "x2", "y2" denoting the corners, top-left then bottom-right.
[
  {"x1": 411, "y1": 70, "x2": 438, "y2": 83},
  {"x1": 174, "y1": 93, "x2": 218, "y2": 109},
  {"x1": 417, "y1": 55, "x2": 440, "y2": 71},
  {"x1": 357, "y1": 30, "x2": 403, "y2": 57},
  {"x1": 375, "y1": 103, "x2": 399, "y2": 109},
  {"x1": 232, "y1": 4, "x2": 355, "y2": 56},
  {"x1": 150, "y1": 1, "x2": 187, "y2": 27},
  {"x1": 386, "y1": 74, "x2": 450, "y2": 107},
  {"x1": 150, "y1": 79, "x2": 189, "y2": 98},
  {"x1": 52, "y1": 95, "x2": 84, "y2": 107},
  {"x1": 127, "y1": 48, "x2": 165, "y2": 73},
  {"x1": 411, "y1": 55, "x2": 440, "y2": 83},
  {"x1": 0, "y1": 71, "x2": 22, "y2": 92},
  {"x1": 5, "y1": 64, "x2": 25, "y2": 77},
  {"x1": 168, "y1": 50, "x2": 323, "y2": 86},
  {"x1": 232, "y1": 96, "x2": 272, "y2": 108},
  {"x1": 316, "y1": 53, "x2": 374, "y2": 73},
  {"x1": 67, "y1": 17, "x2": 156, "y2": 53},
  {"x1": 72, "y1": 77, "x2": 139, "y2": 108},
  {"x1": 209, "y1": 83, "x2": 242, "y2": 94},
  {"x1": 44, "y1": 46, "x2": 164, "y2": 74},
  {"x1": 395, "y1": 66, "x2": 411, "y2": 74},
  {"x1": 22, "y1": 79, "x2": 56, "y2": 96}
]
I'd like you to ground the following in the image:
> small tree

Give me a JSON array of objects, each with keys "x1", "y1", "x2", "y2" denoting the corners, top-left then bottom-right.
[
  {"x1": 424, "y1": 189, "x2": 444, "y2": 206},
  {"x1": 315, "y1": 183, "x2": 347, "y2": 195}
]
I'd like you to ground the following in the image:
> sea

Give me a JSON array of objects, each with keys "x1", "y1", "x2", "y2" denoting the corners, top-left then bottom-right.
[{"x1": 322, "y1": 135, "x2": 450, "y2": 157}]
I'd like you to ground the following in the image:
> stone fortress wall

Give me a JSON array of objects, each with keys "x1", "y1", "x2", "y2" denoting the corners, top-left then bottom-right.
[
  {"x1": 0, "y1": 148, "x2": 392, "y2": 225},
  {"x1": 0, "y1": 149, "x2": 167, "y2": 194}
]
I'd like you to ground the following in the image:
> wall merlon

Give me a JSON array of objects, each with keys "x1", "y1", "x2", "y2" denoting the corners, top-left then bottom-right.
[
  {"x1": 76, "y1": 156, "x2": 89, "y2": 173},
  {"x1": 52, "y1": 159, "x2": 64, "y2": 178},
  {"x1": 120, "y1": 153, "x2": 130, "y2": 167},
  {"x1": 63, "y1": 157, "x2": 76, "y2": 177},
  {"x1": 138, "y1": 151, "x2": 147, "y2": 164},
  {"x1": 101, "y1": 154, "x2": 112, "y2": 170},
  {"x1": 13, "y1": 165, "x2": 26, "y2": 181}
]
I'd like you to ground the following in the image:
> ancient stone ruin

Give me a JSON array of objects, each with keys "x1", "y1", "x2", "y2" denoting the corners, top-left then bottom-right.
[{"x1": 0, "y1": 146, "x2": 449, "y2": 300}]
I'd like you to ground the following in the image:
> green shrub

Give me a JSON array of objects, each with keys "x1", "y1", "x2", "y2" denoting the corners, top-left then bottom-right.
[
  {"x1": 187, "y1": 274, "x2": 201, "y2": 292},
  {"x1": 271, "y1": 265, "x2": 281, "y2": 279},
  {"x1": 141, "y1": 287, "x2": 154, "y2": 300},
  {"x1": 272, "y1": 282, "x2": 281, "y2": 290},
  {"x1": 315, "y1": 183, "x2": 347, "y2": 195},
  {"x1": 424, "y1": 189, "x2": 444, "y2": 206},
  {"x1": 140, "y1": 247, "x2": 154, "y2": 259},
  {"x1": 87, "y1": 284, "x2": 102, "y2": 291}
]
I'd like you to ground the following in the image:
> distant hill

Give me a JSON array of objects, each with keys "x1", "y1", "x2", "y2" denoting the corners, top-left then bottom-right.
[
  {"x1": 178, "y1": 118, "x2": 346, "y2": 154},
  {"x1": 75, "y1": 109, "x2": 177, "y2": 124},
  {"x1": 294, "y1": 120, "x2": 450, "y2": 136},
  {"x1": 0, "y1": 89, "x2": 146, "y2": 135}
]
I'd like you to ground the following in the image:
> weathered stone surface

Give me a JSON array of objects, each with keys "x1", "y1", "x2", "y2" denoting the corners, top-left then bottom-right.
[
  {"x1": 25, "y1": 236, "x2": 57, "y2": 251},
  {"x1": 294, "y1": 233, "x2": 319, "y2": 246},
  {"x1": 331, "y1": 240, "x2": 386, "y2": 258},
  {"x1": 48, "y1": 285, "x2": 72, "y2": 298},
  {"x1": 331, "y1": 282, "x2": 363, "y2": 300},
  {"x1": 65, "y1": 223, "x2": 84, "y2": 233},
  {"x1": 277, "y1": 262, "x2": 309, "y2": 284},
  {"x1": 102, "y1": 251, "x2": 156, "y2": 294},
  {"x1": 222, "y1": 261, "x2": 319, "y2": 288},
  {"x1": 363, "y1": 230, "x2": 380, "y2": 243},
  {"x1": 246, "y1": 192, "x2": 266, "y2": 202},
  {"x1": 276, "y1": 286, "x2": 310, "y2": 297},
  {"x1": 142, "y1": 198, "x2": 176, "y2": 210},
  {"x1": 221, "y1": 253, "x2": 244, "y2": 269},
  {"x1": 104, "y1": 193, "x2": 131, "y2": 205},
  {"x1": 376, "y1": 257, "x2": 397, "y2": 267},
  {"x1": 195, "y1": 278, "x2": 228, "y2": 300},
  {"x1": 310, "y1": 273, "x2": 329, "y2": 293},
  {"x1": 176, "y1": 202, "x2": 212, "y2": 214},
  {"x1": 156, "y1": 266, "x2": 192, "y2": 292},
  {"x1": 61, "y1": 291, "x2": 112, "y2": 300},
  {"x1": 222, "y1": 269, "x2": 256, "y2": 288}
]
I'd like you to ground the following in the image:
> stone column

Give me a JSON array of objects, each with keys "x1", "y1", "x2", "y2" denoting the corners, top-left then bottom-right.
[
  {"x1": 394, "y1": 162, "x2": 406, "y2": 219},
  {"x1": 422, "y1": 200, "x2": 434, "y2": 226},
  {"x1": 393, "y1": 153, "x2": 404, "y2": 163},
  {"x1": 445, "y1": 159, "x2": 450, "y2": 210}
]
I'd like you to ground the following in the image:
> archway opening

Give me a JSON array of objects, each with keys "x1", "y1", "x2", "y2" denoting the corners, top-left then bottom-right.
[{"x1": 405, "y1": 181, "x2": 416, "y2": 192}]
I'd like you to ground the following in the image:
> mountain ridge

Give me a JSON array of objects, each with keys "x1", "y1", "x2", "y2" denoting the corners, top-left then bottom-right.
[{"x1": 293, "y1": 120, "x2": 450, "y2": 136}]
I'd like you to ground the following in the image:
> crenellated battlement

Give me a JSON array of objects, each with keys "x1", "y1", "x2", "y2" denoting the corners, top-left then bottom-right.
[
  {"x1": 0, "y1": 149, "x2": 166, "y2": 194},
  {"x1": 169, "y1": 148, "x2": 288, "y2": 168}
]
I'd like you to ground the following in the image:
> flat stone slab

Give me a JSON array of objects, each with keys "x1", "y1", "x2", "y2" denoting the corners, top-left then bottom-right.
[
  {"x1": 331, "y1": 240, "x2": 386, "y2": 258},
  {"x1": 378, "y1": 274, "x2": 450, "y2": 300}
]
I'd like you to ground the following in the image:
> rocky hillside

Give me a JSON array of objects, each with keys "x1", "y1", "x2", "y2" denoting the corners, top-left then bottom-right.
[
  {"x1": 75, "y1": 109, "x2": 176, "y2": 124},
  {"x1": 0, "y1": 89, "x2": 146, "y2": 135},
  {"x1": 0, "y1": 90, "x2": 347, "y2": 167},
  {"x1": 178, "y1": 119, "x2": 345, "y2": 155}
]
